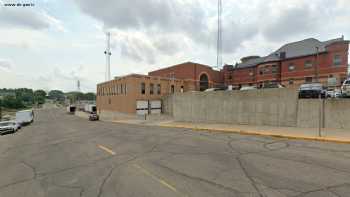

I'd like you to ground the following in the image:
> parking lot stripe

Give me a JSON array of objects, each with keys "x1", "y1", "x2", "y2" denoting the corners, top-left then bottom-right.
[
  {"x1": 133, "y1": 164, "x2": 187, "y2": 197},
  {"x1": 97, "y1": 145, "x2": 116, "y2": 155}
]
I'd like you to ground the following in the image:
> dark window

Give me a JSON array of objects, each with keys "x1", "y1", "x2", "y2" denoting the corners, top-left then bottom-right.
[
  {"x1": 228, "y1": 75, "x2": 232, "y2": 80},
  {"x1": 150, "y1": 83, "x2": 154, "y2": 95},
  {"x1": 199, "y1": 74, "x2": 209, "y2": 91},
  {"x1": 120, "y1": 84, "x2": 123, "y2": 94},
  {"x1": 305, "y1": 77, "x2": 313, "y2": 83},
  {"x1": 124, "y1": 84, "x2": 127, "y2": 95},
  {"x1": 141, "y1": 83, "x2": 146, "y2": 94},
  {"x1": 333, "y1": 55, "x2": 342, "y2": 66},
  {"x1": 289, "y1": 79, "x2": 294, "y2": 85},
  {"x1": 288, "y1": 63, "x2": 295, "y2": 71},
  {"x1": 304, "y1": 60, "x2": 313, "y2": 69},
  {"x1": 157, "y1": 84, "x2": 161, "y2": 95},
  {"x1": 259, "y1": 69, "x2": 263, "y2": 75},
  {"x1": 329, "y1": 74, "x2": 334, "y2": 78},
  {"x1": 271, "y1": 65, "x2": 278, "y2": 74},
  {"x1": 181, "y1": 85, "x2": 184, "y2": 92},
  {"x1": 171, "y1": 85, "x2": 175, "y2": 93}
]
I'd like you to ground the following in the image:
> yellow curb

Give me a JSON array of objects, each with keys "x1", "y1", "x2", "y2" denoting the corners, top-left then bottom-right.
[{"x1": 159, "y1": 123, "x2": 350, "y2": 144}]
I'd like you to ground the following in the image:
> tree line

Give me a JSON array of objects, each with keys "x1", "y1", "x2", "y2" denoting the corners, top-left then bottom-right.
[{"x1": 0, "y1": 89, "x2": 96, "y2": 109}]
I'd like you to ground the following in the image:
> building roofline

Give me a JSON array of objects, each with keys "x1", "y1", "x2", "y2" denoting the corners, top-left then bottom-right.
[{"x1": 148, "y1": 61, "x2": 213, "y2": 74}]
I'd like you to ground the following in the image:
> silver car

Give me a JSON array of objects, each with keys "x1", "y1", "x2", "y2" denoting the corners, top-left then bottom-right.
[{"x1": 0, "y1": 121, "x2": 20, "y2": 135}]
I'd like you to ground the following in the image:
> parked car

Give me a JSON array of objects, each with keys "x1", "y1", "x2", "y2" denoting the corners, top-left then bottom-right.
[
  {"x1": 298, "y1": 83, "x2": 326, "y2": 99},
  {"x1": 204, "y1": 88, "x2": 225, "y2": 92},
  {"x1": 341, "y1": 79, "x2": 350, "y2": 97},
  {"x1": 327, "y1": 89, "x2": 342, "y2": 98},
  {"x1": 262, "y1": 83, "x2": 285, "y2": 89},
  {"x1": 0, "y1": 121, "x2": 20, "y2": 135},
  {"x1": 89, "y1": 113, "x2": 99, "y2": 121},
  {"x1": 240, "y1": 86, "x2": 257, "y2": 91},
  {"x1": 16, "y1": 110, "x2": 34, "y2": 126}
]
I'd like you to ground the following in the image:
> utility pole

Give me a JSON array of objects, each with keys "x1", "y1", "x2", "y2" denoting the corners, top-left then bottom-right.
[
  {"x1": 0, "y1": 98, "x2": 2, "y2": 121},
  {"x1": 216, "y1": 0, "x2": 222, "y2": 69},
  {"x1": 315, "y1": 46, "x2": 319, "y2": 82},
  {"x1": 104, "y1": 32, "x2": 112, "y2": 81}
]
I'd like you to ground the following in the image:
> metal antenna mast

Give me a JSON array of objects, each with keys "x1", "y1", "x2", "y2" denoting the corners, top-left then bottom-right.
[
  {"x1": 104, "y1": 32, "x2": 112, "y2": 81},
  {"x1": 216, "y1": 0, "x2": 222, "y2": 69}
]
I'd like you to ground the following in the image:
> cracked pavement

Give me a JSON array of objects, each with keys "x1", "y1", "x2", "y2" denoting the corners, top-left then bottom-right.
[{"x1": 1, "y1": 108, "x2": 350, "y2": 197}]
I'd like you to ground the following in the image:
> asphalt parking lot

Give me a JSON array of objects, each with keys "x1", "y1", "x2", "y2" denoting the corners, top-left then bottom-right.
[{"x1": 0, "y1": 108, "x2": 350, "y2": 197}]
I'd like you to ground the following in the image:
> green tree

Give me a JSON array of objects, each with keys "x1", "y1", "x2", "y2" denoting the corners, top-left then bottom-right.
[
  {"x1": 48, "y1": 90, "x2": 65, "y2": 101},
  {"x1": 34, "y1": 90, "x2": 47, "y2": 104},
  {"x1": 84, "y1": 92, "x2": 96, "y2": 100},
  {"x1": 2, "y1": 95, "x2": 25, "y2": 109}
]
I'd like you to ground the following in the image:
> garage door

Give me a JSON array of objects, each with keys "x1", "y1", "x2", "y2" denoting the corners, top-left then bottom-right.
[
  {"x1": 150, "y1": 100, "x2": 161, "y2": 114},
  {"x1": 136, "y1": 100, "x2": 148, "y2": 115}
]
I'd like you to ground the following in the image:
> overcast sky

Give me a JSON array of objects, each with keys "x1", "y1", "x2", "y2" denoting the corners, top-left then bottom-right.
[{"x1": 0, "y1": 0, "x2": 349, "y2": 92}]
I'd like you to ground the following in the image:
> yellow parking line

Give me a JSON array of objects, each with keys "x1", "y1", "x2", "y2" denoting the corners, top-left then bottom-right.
[
  {"x1": 133, "y1": 164, "x2": 187, "y2": 197},
  {"x1": 97, "y1": 145, "x2": 116, "y2": 155}
]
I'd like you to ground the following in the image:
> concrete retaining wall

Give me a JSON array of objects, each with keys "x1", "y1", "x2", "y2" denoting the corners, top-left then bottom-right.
[{"x1": 162, "y1": 89, "x2": 350, "y2": 130}]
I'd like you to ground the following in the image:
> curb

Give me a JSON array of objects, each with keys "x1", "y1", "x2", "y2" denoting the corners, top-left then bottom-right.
[{"x1": 159, "y1": 124, "x2": 350, "y2": 144}]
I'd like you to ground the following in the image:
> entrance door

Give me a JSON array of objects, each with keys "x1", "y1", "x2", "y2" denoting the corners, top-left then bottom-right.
[{"x1": 199, "y1": 74, "x2": 209, "y2": 91}]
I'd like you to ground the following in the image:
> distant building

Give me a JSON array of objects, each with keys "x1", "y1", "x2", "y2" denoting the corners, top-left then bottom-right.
[{"x1": 223, "y1": 37, "x2": 349, "y2": 88}]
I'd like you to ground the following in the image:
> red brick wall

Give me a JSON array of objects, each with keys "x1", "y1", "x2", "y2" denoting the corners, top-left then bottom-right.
[
  {"x1": 281, "y1": 42, "x2": 348, "y2": 86},
  {"x1": 149, "y1": 62, "x2": 224, "y2": 89},
  {"x1": 256, "y1": 62, "x2": 281, "y2": 83}
]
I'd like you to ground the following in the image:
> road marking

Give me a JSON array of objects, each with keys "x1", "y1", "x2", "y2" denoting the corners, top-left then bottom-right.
[
  {"x1": 133, "y1": 164, "x2": 188, "y2": 197},
  {"x1": 97, "y1": 145, "x2": 116, "y2": 155}
]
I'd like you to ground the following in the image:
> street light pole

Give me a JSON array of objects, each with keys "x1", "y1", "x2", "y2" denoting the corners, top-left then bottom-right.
[
  {"x1": 0, "y1": 98, "x2": 2, "y2": 121},
  {"x1": 315, "y1": 46, "x2": 319, "y2": 83}
]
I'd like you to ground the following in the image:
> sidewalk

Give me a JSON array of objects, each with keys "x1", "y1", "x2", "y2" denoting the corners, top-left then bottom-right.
[{"x1": 112, "y1": 118, "x2": 350, "y2": 144}]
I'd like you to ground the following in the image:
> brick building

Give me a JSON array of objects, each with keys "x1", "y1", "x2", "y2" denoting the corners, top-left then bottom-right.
[
  {"x1": 96, "y1": 62, "x2": 222, "y2": 114},
  {"x1": 224, "y1": 37, "x2": 349, "y2": 88},
  {"x1": 96, "y1": 37, "x2": 349, "y2": 114},
  {"x1": 149, "y1": 62, "x2": 223, "y2": 91}
]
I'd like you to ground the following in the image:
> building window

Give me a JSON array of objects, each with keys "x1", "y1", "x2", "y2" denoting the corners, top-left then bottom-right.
[
  {"x1": 141, "y1": 83, "x2": 146, "y2": 95},
  {"x1": 108, "y1": 98, "x2": 111, "y2": 105},
  {"x1": 150, "y1": 83, "x2": 154, "y2": 95},
  {"x1": 259, "y1": 69, "x2": 263, "y2": 75},
  {"x1": 289, "y1": 79, "x2": 294, "y2": 85},
  {"x1": 228, "y1": 75, "x2": 232, "y2": 80},
  {"x1": 271, "y1": 65, "x2": 278, "y2": 74},
  {"x1": 288, "y1": 63, "x2": 295, "y2": 71},
  {"x1": 124, "y1": 84, "x2": 127, "y2": 95},
  {"x1": 157, "y1": 84, "x2": 161, "y2": 95},
  {"x1": 171, "y1": 85, "x2": 175, "y2": 93},
  {"x1": 304, "y1": 60, "x2": 313, "y2": 69},
  {"x1": 305, "y1": 77, "x2": 313, "y2": 83},
  {"x1": 181, "y1": 86, "x2": 184, "y2": 93},
  {"x1": 120, "y1": 84, "x2": 123, "y2": 94},
  {"x1": 333, "y1": 55, "x2": 342, "y2": 66}
]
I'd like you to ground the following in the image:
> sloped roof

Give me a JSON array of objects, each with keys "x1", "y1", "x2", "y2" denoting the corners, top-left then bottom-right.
[{"x1": 235, "y1": 37, "x2": 346, "y2": 69}]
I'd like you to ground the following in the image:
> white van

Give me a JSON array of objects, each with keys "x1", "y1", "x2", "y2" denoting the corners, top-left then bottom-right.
[
  {"x1": 341, "y1": 79, "x2": 350, "y2": 97},
  {"x1": 16, "y1": 110, "x2": 34, "y2": 126}
]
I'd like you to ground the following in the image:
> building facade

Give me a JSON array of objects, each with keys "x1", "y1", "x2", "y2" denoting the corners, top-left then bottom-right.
[
  {"x1": 96, "y1": 37, "x2": 349, "y2": 114},
  {"x1": 223, "y1": 37, "x2": 349, "y2": 88},
  {"x1": 149, "y1": 62, "x2": 223, "y2": 91},
  {"x1": 97, "y1": 74, "x2": 190, "y2": 114}
]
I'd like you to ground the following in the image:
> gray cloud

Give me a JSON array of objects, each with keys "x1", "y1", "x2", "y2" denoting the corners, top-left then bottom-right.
[
  {"x1": 120, "y1": 36, "x2": 156, "y2": 64},
  {"x1": 261, "y1": 6, "x2": 321, "y2": 42},
  {"x1": 0, "y1": 7, "x2": 50, "y2": 29},
  {"x1": 74, "y1": 0, "x2": 255, "y2": 58},
  {"x1": 0, "y1": 59, "x2": 12, "y2": 70}
]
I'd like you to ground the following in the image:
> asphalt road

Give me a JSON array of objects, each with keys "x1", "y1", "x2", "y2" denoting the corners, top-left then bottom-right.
[{"x1": 1, "y1": 108, "x2": 350, "y2": 197}]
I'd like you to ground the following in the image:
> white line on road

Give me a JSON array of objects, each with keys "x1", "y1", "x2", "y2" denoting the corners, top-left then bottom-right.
[{"x1": 97, "y1": 145, "x2": 116, "y2": 155}]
